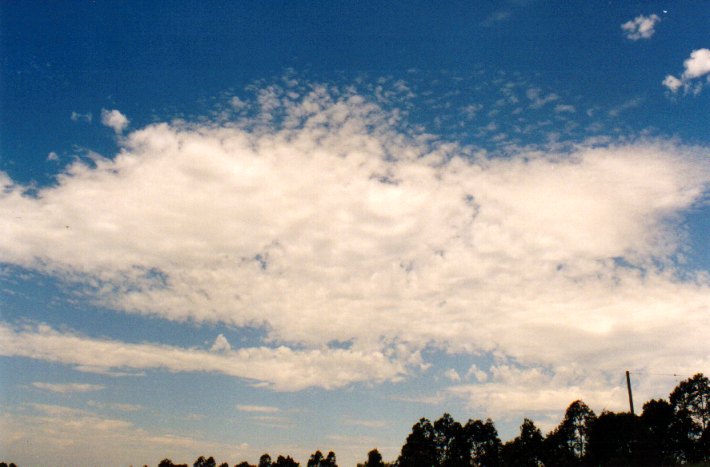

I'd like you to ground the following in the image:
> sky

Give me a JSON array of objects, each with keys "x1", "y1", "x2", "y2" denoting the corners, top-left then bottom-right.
[{"x1": 1, "y1": 1, "x2": 709, "y2": 466}]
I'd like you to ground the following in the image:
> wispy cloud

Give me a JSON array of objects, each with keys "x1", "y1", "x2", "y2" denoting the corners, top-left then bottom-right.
[
  {"x1": 87, "y1": 400, "x2": 143, "y2": 412},
  {"x1": 607, "y1": 97, "x2": 643, "y2": 117},
  {"x1": 236, "y1": 405, "x2": 279, "y2": 413},
  {"x1": 32, "y1": 382, "x2": 105, "y2": 394},
  {"x1": 526, "y1": 88, "x2": 559, "y2": 108},
  {"x1": 481, "y1": 10, "x2": 512, "y2": 27},
  {"x1": 554, "y1": 104, "x2": 576, "y2": 113},
  {"x1": 345, "y1": 419, "x2": 390, "y2": 429},
  {"x1": 71, "y1": 111, "x2": 92, "y2": 123},
  {"x1": 1, "y1": 322, "x2": 409, "y2": 391}
]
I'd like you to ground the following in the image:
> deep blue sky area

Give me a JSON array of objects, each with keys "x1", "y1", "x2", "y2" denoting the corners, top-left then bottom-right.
[
  {"x1": 2, "y1": 1, "x2": 709, "y2": 185},
  {"x1": 1, "y1": 2, "x2": 709, "y2": 466}
]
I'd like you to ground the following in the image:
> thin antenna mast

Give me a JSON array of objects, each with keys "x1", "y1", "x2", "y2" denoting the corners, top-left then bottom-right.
[{"x1": 626, "y1": 370, "x2": 635, "y2": 415}]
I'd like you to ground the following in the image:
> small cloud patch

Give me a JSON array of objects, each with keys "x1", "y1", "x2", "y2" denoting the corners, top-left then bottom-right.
[
  {"x1": 621, "y1": 14, "x2": 660, "y2": 41},
  {"x1": 101, "y1": 109, "x2": 129, "y2": 133}
]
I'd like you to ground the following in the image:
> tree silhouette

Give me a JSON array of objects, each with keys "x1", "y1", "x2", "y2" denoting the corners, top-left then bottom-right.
[
  {"x1": 585, "y1": 410, "x2": 637, "y2": 465},
  {"x1": 465, "y1": 418, "x2": 501, "y2": 466},
  {"x1": 641, "y1": 398, "x2": 675, "y2": 463},
  {"x1": 324, "y1": 451, "x2": 337, "y2": 467},
  {"x1": 193, "y1": 456, "x2": 216, "y2": 467},
  {"x1": 159, "y1": 460, "x2": 187, "y2": 467},
  {"x1": 501, "y1": 418, "x2": 544, "y2": 467},
  {"x1": 259, "y1": 454, "x2": 272, "y2": 467},
  {"x1": 273, "y1": 455, "x2": 299, "y2": 467},
  {"x1": 543, "y1": 399, "x2": 595, "y2": 465},
  {"x1": 669, "y1": 373, "x2": 710, "y2": 462},
  {"x1": 433, "y1": 413, "x2": 468, "y2": 466},
  {"x1": 307, "y1": 450, "x2": 324, "y2": 467},
  {"x1": 398, "y1": 417, "x2": 438, "y2": 466},
  {"x1": 363, "y1": 448, "x2": 385, "y2": 467}
]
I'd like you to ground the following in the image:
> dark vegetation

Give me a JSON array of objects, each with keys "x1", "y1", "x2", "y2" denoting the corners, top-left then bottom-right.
[{"x1": 2, "y1": 374, "x2": 708, "y2": 467}]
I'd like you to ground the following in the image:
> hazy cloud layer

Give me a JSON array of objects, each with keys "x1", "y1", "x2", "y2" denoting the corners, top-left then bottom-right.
[
  {"x1": 1, "y1": 85, "x2": 709, "y2": 409},
  {"x1": 0, "y1": 403, "x2": 251, "y2": 467}
]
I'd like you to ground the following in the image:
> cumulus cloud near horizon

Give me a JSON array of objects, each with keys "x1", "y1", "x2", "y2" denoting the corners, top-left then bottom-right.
[{"x1": 1, "y1": 84, "x2": 709, "y2": 409}]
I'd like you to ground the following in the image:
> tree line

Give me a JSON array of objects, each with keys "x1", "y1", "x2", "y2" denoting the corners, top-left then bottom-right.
[{"x1": 4, "y1": 373, "x2": 705, "y2": 467}]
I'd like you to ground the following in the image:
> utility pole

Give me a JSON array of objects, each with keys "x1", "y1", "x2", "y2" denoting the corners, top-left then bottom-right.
[{"x1": 626, "y1": 370, "x2": 635, "y2": 416}]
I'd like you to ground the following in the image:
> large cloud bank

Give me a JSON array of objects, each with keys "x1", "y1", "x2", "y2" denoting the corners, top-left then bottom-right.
[{"x1": 1, "y1": 85, "x2": 709, "y2": 405}]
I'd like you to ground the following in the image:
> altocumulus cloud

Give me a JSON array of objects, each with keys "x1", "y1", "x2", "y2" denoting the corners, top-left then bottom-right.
[{"x1": 1, "y1": 83, "x2": 709, "y2": 407}]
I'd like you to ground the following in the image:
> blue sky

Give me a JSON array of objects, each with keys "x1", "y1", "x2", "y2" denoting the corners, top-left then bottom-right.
[{"x1": 1, "y1": 2, "x2": 709, "y2": 466}]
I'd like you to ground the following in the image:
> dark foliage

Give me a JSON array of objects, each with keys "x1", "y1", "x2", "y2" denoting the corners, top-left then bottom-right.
[
  {"x1": 193, "y1": 456, "x2": 217, "y2": 467},
  {"x1": 501, "y1": 418, "x2": 544, "y2": 467},
  {"x1": 259, "y1": 453, "x2": 272, "y2": 467},
  {"x1": 362, "y1": 448, "x2": 385, "y2": 467},
  {"x1": 542, "y1": 399, "x2": 596, "y2": 466},
  {"x1": 273, "y1": 455, "x2": 299, "y2": 467}
]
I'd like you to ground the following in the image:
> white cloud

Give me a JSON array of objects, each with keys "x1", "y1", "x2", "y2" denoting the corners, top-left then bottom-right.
[
  {"x1": 210, "y1": 334, "x2": 232, "y2": 352},
  {"x1": 681, "y1": 48, "x2": 710, "y2": 79},
  {"x1": 47, "y1": 151, "x2": 59, "y2": 161},
  {"x1": 526, "y1": 88, "x2": 559, "y2": 108},
  {"x1": 462, "y1": 103, "x2": 483, "y2": 120},
  {"x1": 662, "y1": 75, "x2": 683, "y2": 92},
  {"x1": 32, "y1": 382, "x2": 105, "y2": 394},
  {"x1": 230, "y1": 96, "x2": 248, "y2": 110},
  {"x1": 663, "y1": 48, "x2": 710, "y2": 94},
  {"x1": 1, "y1": 85, "x2": 709, "y2": 417},
  {"x1": 236, "y1": 404, "x2": 279, "y2": 413},
  {"x1": 345, "y1": 419, "x2": 390, "y2": 428},
  {"x1": 607, "y1": 97, "x2": 643, "y2": 117},
  {"x1": 87, "y1": 400, "x2": 143, "y2": 412},
  {"x1": 71, "y1": 111, "x2": 92, "y2": 123},
  {"x1": 621, "y1": 14, "x2": 660, "y2": 40},
  {"x1": 444, "y1": 368, "x2": 461, "y2": 382},
  {"x1": 0, "y1": 322, "x2": 409, "y2": 391},
  {"x1": 554, "y1": 104, "x2": 575, "y2": 113},
  {"x1": 465, "y1": 364, "x2": 488, "y2": 382},
  {"x1": 101, "y1": 109, "x2": 129, "y2": 133}
]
